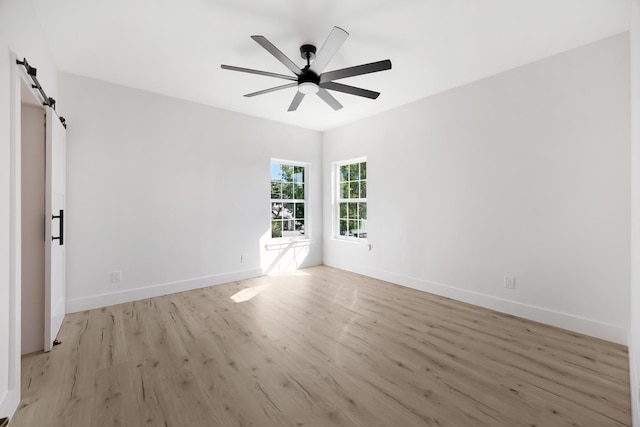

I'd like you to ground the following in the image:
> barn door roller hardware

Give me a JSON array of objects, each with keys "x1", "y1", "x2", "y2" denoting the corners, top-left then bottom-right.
[{"x1": 16, "y1": 57, "x2": 67, "y2": 129}]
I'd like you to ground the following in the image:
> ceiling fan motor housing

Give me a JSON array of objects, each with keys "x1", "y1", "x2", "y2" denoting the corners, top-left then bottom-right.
[{"x1": 298, "y1": 69, "x2": 319, "y2": 84}]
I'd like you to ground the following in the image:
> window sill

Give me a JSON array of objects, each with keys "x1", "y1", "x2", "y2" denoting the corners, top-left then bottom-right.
[
  {"x1": 265, "y1": 238, "x2": 312, "y2": 251},
  {"x1": 331, "y1": 237, "x2": 371, "y2": 249}
]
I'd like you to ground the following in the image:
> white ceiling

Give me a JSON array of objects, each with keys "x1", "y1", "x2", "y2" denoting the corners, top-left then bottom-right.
[{"x1": 31, "y1": 0, "x2": 631, "y2": 131}]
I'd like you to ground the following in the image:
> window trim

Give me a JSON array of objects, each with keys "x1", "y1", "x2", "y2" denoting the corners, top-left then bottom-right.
[
  {"x1": 270, "y1": 158, "x2": 311, "y2": 241},
  {"x1": 333, "y1": 157, "x2": 368, "y2": 243}
]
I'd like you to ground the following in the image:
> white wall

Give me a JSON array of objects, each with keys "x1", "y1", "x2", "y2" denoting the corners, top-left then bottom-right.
[
  {"x1": 0, "y1": 0, "x2": 58, "y2": 419},
  {"x1": 630, "y1": 0, "x2": 640, "y2": 424},
  {"x1": 323, "y1": 33, "x2": 630, "y2": 344},
  {"x1": 58, "y1": 73, "x2": 322, "y2": 312}
]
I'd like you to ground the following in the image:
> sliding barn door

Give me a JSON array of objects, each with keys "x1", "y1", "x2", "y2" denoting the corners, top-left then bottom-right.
[{"x1": 44, "y1": 106, "x2": 66, "y2": 352}]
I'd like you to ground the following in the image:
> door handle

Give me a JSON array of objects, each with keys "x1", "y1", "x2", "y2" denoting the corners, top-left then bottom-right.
[{"x1": 52, "y1": 209, "x2": 64, "y2": 246}]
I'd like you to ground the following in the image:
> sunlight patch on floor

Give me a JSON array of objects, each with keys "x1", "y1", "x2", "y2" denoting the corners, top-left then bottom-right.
[
  {"x1": 230, "y1": 285, "x2": 269, "y2": 303},
  {"x1": 274, "y1": 269, "x2": 312, "y2": 277}
]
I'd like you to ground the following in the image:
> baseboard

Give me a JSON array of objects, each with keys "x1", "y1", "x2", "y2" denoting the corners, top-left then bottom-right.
[
  {"x1": 0, "y1": 388, "x2": 19, "y2": 425},
  {"x1": 66, "y1": 268, "x2": 263, "y2": 313},
  {"x1": 633, "y1": 371, "x2": 640, "y2": 427},
  {"x1": 298, "y1": 256, "x2": 323, "y2": 269},
  {"x1": 326, "y1": 262, "x2": 628, "y2": 345},
  {"x1": 631, "y1": 331, "x2": 640, "y2": 427}
]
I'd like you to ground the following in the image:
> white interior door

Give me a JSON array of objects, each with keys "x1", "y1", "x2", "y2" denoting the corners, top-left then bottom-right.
[{"x1": 44, "y1": 106, "x2": 66, "y2": 352}]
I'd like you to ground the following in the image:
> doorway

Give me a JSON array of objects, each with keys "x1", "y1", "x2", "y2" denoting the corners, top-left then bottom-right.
[{"x1": 20, "y1": 79, "x2": 45, "y2": 355}]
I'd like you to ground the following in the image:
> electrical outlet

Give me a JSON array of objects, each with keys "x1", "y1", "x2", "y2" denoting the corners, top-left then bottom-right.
[
  {"x1": 504, "y1": 275, "x2": 515, "y2": 289},
  {"x1": 240, "y1": 254, "x2": 246, "y2": 263},
  {"x1": 111, "y1": 271, "x2": 122, "y2": 283}
]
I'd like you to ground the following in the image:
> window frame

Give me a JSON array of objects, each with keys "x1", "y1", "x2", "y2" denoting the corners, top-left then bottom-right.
[
  {"x1": 270, "y1": 158, "x2": 310, "y2": 241},
  {"x1": 333, "y1": 157, "x2": 368, "y2": 243}
]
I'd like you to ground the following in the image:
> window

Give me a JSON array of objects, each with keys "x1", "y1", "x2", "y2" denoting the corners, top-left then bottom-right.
[
  {"x1": 336, "y1": 159, "x2": 367, "y2": 240},
  {"x1": 271, "y1": 161, "x2": 307, "y2": 239}
]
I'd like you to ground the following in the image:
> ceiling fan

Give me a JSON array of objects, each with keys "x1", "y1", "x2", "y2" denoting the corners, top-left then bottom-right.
[{"x1": 221, "y1": 26, "x2": 392, "y2": 112}]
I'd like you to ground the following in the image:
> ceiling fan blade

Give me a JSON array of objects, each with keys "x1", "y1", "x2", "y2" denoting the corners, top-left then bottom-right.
[
  {"x1": 317, "y1": 88, "x2": 343, "y2": 110},
  {"x1": 288, "y1": 91, "x2": 305, "y2": 112},
  {"x1": 221, "y1": 65, "x2": 297, "y2": 81},
  {"x1": 244, "y1": 83, "x2": 298, "y2": 97},
  {"x1": 309, "y1": 26, "x2": 349, "y2": 75},
  {"x1": 320, "y1": 59, "x2": 392, "y2": 83},
  {"x1": 320, "y1": 82, "x2": 380, "y2": 99},
  {"x1": 251, "y1": 35, "x2": 301, "y2": 76}
]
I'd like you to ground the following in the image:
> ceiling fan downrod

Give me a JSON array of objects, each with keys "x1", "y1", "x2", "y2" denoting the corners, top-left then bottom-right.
[{"x1": 300, "y1": 44, "x2": 316, "y2": 68}]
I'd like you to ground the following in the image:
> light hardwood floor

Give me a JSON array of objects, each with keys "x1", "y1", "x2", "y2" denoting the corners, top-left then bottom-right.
[{"x1": 11, "y1": 266, "x2": 631, "y2": 426}]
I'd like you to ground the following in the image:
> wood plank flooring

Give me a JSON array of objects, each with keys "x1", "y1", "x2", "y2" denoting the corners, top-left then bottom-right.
[{"x1": 10, "y1": 266, "x2": 631, "y2": 426}]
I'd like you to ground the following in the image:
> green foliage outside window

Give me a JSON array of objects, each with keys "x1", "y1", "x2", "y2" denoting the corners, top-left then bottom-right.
[
  {"x1": 271, "y1": 162, "x2": 306, "y2": 238},
  {"x1": 338, "y1": 161, "x2": 367, "y2": 239}
]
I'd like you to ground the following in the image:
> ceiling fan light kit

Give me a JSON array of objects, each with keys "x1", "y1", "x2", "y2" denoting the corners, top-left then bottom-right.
[
  {"x1": 221, "y1": 26, "x2": 392, "y2": 112},
  {"x1": 298, "y1": 82, "x2": 319, "y2": 95}
]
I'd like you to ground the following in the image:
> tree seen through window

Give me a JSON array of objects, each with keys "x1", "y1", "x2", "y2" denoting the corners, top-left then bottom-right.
[
  {"x1": 271, "y1": 162, "x2": 306, "y2": 238},
  {"x1": 338, "y1": 160, "x2": 367, "y2": 239}
]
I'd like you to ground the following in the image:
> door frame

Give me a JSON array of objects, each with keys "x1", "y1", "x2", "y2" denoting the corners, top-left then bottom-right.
[
  {"x1": 3, "y1": 51, "x2": 57, "y2": 416},
  {"x1": 4, "y1": 50, "x2": 24, "y2": 418}
]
